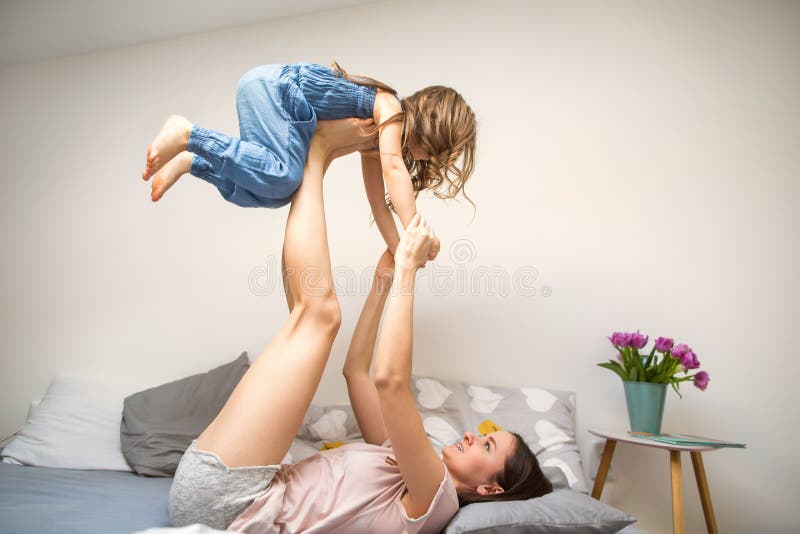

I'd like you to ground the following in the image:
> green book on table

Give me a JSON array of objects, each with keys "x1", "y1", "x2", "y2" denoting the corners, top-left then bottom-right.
[{"x1": 629, "y1": 431, "x2": 746, "y2": 448}]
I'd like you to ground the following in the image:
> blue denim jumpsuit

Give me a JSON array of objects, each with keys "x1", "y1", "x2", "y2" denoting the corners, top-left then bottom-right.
[{"x1": 187, "y1": 63, "x2": 378, "y2": 208}]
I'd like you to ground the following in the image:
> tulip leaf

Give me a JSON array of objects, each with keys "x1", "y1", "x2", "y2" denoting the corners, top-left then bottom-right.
[{"x1": 598, "y1": 362, "x2": 628, "y2": 381}]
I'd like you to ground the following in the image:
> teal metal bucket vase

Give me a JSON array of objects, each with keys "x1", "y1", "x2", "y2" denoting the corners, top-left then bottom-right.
[{"x1": 623, "y1": 381, "x2": 668, "y2": 434}]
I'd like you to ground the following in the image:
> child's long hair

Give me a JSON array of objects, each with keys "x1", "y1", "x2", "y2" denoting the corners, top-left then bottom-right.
[{"x1": 331, "y1": 62, "x2": 477, "y2": 210}]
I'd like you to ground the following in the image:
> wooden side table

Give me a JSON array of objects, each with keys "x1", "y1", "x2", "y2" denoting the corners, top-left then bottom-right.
[{"x1": 589, "y1": 429, "x2": 723, "y2": 534}]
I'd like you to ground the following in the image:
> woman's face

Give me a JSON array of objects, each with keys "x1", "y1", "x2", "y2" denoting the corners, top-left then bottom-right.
[{"x1": 442, "y1": 431, "x2": 516, "y2": 495}]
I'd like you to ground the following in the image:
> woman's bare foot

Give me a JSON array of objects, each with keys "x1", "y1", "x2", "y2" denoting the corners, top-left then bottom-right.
[
  {"x1": 151, "y1": 151, "x2": 193, "y2": 202},
  {"x1": 142, "y1": 115, "x2": 193, "y2": 181}
]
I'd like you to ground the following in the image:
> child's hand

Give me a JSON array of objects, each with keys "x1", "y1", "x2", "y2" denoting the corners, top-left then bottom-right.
[{"x1": 395, "y1": 214, "x2": 435, "y2": 272}]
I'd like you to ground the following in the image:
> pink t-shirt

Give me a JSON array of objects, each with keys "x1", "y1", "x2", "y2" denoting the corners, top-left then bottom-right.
[{"x1": 227, "y1": 439, "x2": 459, "y2": 533}]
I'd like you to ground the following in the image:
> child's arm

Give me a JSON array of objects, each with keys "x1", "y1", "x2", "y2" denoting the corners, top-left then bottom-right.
[
  {"x1": 372, "y1": 92, "x2": 440, "y2": 260},
  {"x1": 361, "y1": 152, "x2": 401, "y2": 255},
  {"x1": 377, "y1": 119, "x2": 418, "y2": 230},
  {"x1": 342, "y1": 250, "x2": 394, "y2": 445},
  {"x1": 374, "y1": 215, "x2": 444, "y2": 519}
]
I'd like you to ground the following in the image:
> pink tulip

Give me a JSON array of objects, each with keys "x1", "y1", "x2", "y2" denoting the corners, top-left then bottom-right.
[
  {"x1": 693, "y1": 371, "x2": 710, "y2": 390},
  {"x1": 680, "y1": 350, "x2": 700, "y2": 370},
  {"x1": 608, "y1": 332, "x2": 632, "y2": 347},
  {"x1": 671, "y1": 343, "x2": 690, "y2": 360},
  {"x1": 630, "y1": 331, "x2": 649, "y2": 349},
  {"x1": 655, "y1": 337, "x2": 674, "y2": 353}
]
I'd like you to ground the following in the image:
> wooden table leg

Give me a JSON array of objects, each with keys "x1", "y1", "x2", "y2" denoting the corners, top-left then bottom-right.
[
  {"x1": 592, "y1": 439, "x2": 617, "y2": 499},
  {"x1": 670, "y1": 450, "x2": 685, "y2": 534},
  {"x1": 691, "y1": 452, "x2": 719, "y2": 534}
]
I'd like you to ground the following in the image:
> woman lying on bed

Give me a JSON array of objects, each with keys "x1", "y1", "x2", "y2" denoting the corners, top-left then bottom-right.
[{"x1": 169, "y1": 119, "x2": 552, "y2": 534}]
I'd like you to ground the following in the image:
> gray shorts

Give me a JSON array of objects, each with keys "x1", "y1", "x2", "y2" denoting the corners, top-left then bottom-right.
[{"x1": 169, "y1": 440, "x2": 281, "y2": 530}]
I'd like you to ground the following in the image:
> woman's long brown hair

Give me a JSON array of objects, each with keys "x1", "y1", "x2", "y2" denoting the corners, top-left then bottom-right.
[
  {"x1": 331, "y1": 61, "x2": 477, "y2": 211},
  {"x1": 457, "y1": 432, "x2": 553, "y2": 507}
]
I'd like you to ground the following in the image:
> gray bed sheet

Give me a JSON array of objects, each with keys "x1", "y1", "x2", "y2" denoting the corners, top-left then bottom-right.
[{"x1": 0, "y1": 462, "x2": 172, "y2": 534}]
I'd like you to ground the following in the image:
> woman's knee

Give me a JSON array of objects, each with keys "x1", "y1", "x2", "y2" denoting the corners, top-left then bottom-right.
[
  {"x1": 295, "y1": 293, "x2": 342, "y2": 333},
  {"x1": 312, "y1": 294, "x2": 342, "y2": 332}
]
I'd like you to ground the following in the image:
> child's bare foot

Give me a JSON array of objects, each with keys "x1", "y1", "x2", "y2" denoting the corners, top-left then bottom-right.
[
  {"x1": 142, "y1": 115, "x2": 193, "y2": 181},
  {"x1": 151, "y1": 151, "x2": 193, "y2": 202}
]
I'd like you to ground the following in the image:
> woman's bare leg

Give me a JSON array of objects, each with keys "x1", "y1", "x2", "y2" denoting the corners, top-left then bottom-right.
[
  {"x1": 281, "y1": 249, "x2": 295, "y2": 312},
  {"x1": 279, "y1": 119, "x2": 374, "y2": 314},
  {"x1": 195, "y1": 119, "x2": 374, "y2": 468}
]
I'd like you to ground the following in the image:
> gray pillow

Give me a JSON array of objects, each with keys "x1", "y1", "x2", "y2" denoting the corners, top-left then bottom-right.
[
  {"x1": 411, "y1": 375, "x2": 588, "y2": 493},
  {"x1": 120, "y1": 352, "x2": 250, "y2": 477},
  {"x1": 443, "y1": 490, "x2": 636, "y2": 534}
]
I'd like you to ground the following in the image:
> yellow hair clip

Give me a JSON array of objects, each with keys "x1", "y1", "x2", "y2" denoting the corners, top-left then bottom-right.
[{"x1": 478, "y1": 419, "x2": 503, "y2": 436}]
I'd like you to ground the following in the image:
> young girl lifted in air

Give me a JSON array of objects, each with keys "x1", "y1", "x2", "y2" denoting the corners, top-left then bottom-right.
[{"x1": 141, "y1": 62, "x2": 477, "y2": 256}]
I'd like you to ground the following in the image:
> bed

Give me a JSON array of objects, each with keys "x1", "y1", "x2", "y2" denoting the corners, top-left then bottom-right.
[
  {"x1": 0, "y1": 357, "x2": 643, "y2": 533},
  {"x1": 0, "y1": 461, "x2": 645, "y2": 534}
]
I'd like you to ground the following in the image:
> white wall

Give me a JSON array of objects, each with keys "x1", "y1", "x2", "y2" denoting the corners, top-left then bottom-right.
[{"x1": 1, "y1": 1, "x2": 797, "y2": 532}]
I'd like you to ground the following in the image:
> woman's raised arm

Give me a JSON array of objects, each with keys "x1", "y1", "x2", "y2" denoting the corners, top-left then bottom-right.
[
  {"x1": 342, "y1": 250, "x2": 395, "y2": 445},
  {"x1": 373, "y1": 216, "x2": 444, "y2": 519}
]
